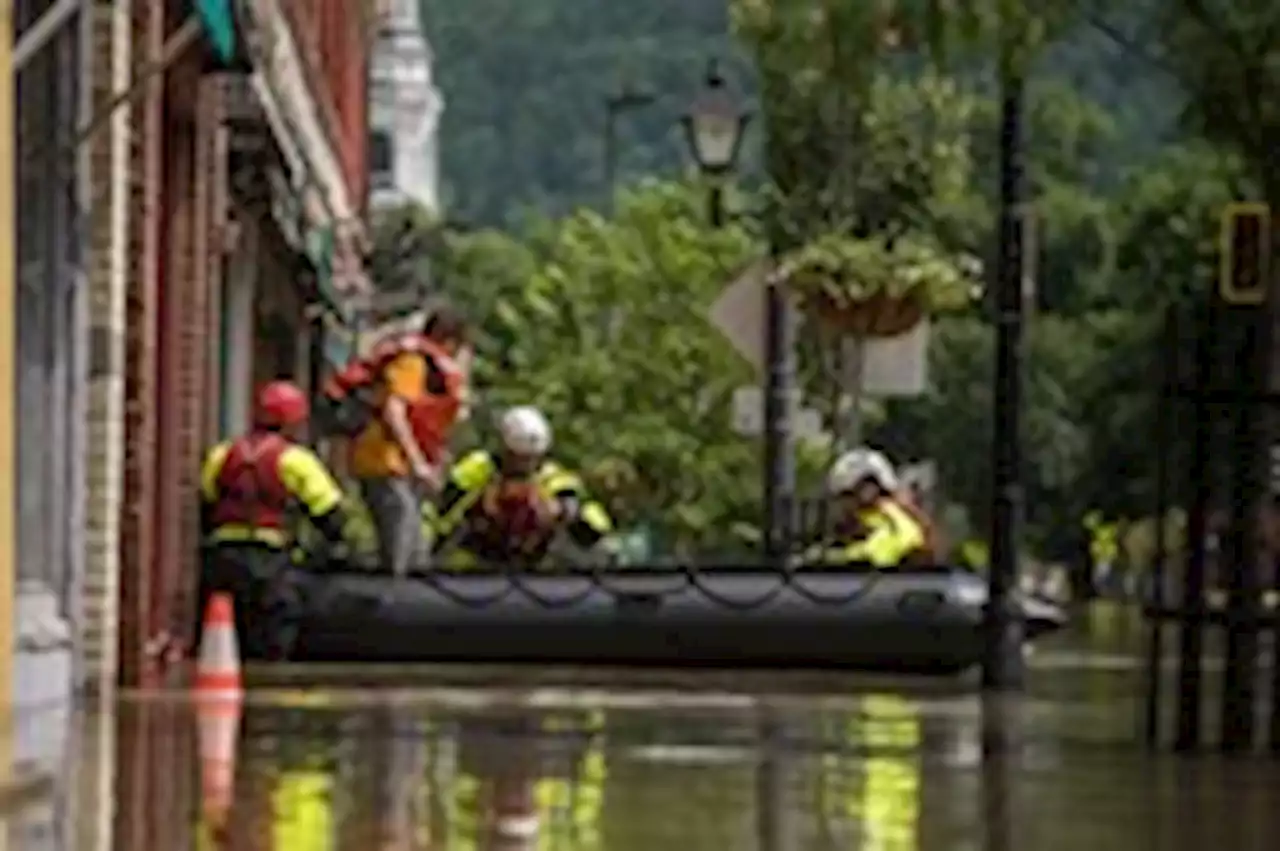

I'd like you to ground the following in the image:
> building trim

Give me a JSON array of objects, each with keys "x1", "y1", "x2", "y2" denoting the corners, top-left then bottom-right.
[{"x1": 246, "y1": 0, "x2": 353, "y2": 237}]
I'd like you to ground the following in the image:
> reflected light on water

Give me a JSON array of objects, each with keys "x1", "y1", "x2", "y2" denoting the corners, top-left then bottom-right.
[{"x1": 22, "y1": 606, "x2": 1280, "y2": 851}]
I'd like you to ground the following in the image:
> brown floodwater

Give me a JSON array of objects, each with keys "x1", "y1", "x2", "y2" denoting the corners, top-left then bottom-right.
[{"x1": 9, "y1": 601, "x2": 1280, "y2": 851}]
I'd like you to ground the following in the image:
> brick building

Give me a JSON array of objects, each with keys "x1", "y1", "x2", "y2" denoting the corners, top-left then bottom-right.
[
  {"x1": 113, "y1": 0, "x2": 377, "y2": 691},
  {"x1": 8, "y1": 0, "x2": 380, "y2": 709}
]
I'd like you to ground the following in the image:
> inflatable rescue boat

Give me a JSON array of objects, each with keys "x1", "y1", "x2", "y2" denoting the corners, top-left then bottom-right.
[{"x1": 287, "y1": 565, "x2": 1068, "y2": 675}]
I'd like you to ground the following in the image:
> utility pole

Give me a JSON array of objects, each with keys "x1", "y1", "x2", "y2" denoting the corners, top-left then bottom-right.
[
  {"x1": 603, "y1": 85, "x2": 654, "y2": 208},
  {"x1": 0, "y1": 0, "x2": 17, "y2": 758},
  {"x1": 763, "y1": 265, "x2": 798, "y2": 562},
  {"x1": 983, "y1": 41, "x2": 1028, "y2": 691}
]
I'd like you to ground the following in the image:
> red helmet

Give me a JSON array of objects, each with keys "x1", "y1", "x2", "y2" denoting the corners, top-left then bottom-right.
[{"x1": 253, "y1": 381, "x2": 309, "y2": 429}]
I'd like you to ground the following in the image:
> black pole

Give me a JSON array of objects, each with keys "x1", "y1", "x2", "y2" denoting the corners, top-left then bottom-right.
[
  {"x1": 1142, "y1": 309, "x2": 1176, "y2": 749},
  {"x1": 1175, "y1": 313, "x2": 1213, "y2": 752},
  {"x1": 603, "y1": 107, "x2": 617, "y2": 206},
  {"x1": 1221, "y1": 304, "x2": 1267, "y2": 752},
  {"x1": 755, "y1": 711, "x2": 795, "y2": 851},
  {"x1": 981, "y1": 696, "x2": 1018, "y2": 851},
  {"x1": 604, "y1": 89, "x2": 655, "y2": 209},
  {"x1": 982, "y1": 65, "x2": 1027, "y2": 690},
  {"x1": 709, "y1": 185, "x2": 725, "y2": 228},
  {"x1": 763, "y1": 265, "x2": 797, "y2": 564}
]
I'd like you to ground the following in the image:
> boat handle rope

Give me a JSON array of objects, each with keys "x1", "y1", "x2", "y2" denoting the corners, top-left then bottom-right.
[{"x1": 393, "y1": 562, "x2": 889, "y2": 613}]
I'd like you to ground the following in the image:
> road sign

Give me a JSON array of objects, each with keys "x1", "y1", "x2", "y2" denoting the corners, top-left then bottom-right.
[
  {"x1": 709, "y1": 259, "x2": 770, "y2": 370},
  {"x1": 860, "y1": 320, "x2": 930, "y2": 396},
  {"x1": 196, "y1": 0, "x2": 238, "y2": 65},
  {"x1": 1220, "y1": 202, "x2": 1269, "y2": 305}
]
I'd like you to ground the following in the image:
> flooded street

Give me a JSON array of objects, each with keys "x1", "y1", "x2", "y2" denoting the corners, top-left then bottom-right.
[{"x1": 12, "y1": 602, "x2": 1280, "y2": 850}]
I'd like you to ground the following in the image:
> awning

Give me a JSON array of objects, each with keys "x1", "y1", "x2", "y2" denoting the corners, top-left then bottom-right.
[{"x1": 244, "y1": 0, "x2": 363, "y2": 315}]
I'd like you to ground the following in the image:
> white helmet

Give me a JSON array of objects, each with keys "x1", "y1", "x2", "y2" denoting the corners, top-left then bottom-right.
[
  {"x1": 828, "y1": 447, "x2": 899, "y2": 494},
  {"x1": 499, "y1": 406, "x2": 552, "y2": 456}
]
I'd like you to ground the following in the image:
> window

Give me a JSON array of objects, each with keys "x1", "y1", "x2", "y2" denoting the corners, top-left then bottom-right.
[{"x1": 370, "y1": 129, "x2": 394, "y2": 188}]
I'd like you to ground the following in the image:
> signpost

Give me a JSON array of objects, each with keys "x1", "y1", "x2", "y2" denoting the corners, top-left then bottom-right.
[
  {"x1": 1220, "y1": 202, "x2": 1269, "y2": 306},
  {"x1": 710, "y1": 259, "x2": 929, "y2": 439},
  {"x1": 708, "y1": 260, "x2": 770, "y2": 370},
  {"x1": 731, "y1": 386, "x2": 822, "y2": 442}
]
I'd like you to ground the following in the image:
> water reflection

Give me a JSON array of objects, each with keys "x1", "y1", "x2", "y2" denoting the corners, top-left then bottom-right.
[{"x1": 25, "y1": 630, "x2": 1280, "y2": 850}]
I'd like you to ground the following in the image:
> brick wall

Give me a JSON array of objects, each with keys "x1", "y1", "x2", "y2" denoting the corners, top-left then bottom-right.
[
  {"x1": 153, "y1": 51, "x2": 194, "y2": 659},
  {"x1": 118, "y1": 0, "x2": 164, "y2": 689},
  {"x1": 80, "y1": 0, "x2": 132, "y2": 691},
  {"x1": 153, "y1": 57, "x2": 222, "y2": 650}
]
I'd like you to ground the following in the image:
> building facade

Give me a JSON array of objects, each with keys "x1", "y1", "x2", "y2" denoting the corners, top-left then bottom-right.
[
  {"x1": 9, "y1": 0, "x2": 379, "y2": 706},
  {"x1": 11, "y1": 0, "x2": 92, "y2": 799},
  {"x1": 368, "y1": 0, "x2": 442, "y2": 213},
  {"x1": 114, "y1": 0, "x2": 377, "y2": 690}
]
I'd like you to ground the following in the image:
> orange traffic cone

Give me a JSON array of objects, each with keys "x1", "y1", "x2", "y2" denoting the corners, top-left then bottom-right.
[
  {"x1": 196, "y1": 592, "x2": 243, "y2": 699},
  {"x1": 196, "y1": 593, "x2": 244, "y2": 838},
  {"x1": 197, "y1": 696, "x2": 243, "y2": 836}
]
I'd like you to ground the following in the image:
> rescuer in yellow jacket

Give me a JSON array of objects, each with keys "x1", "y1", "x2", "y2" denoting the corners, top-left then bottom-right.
[
  {"x1": 798, "y1": 447, "x2": 928, "y2": 569},
  {"x1": 430, "y1": 406, "x2": 613, "y2": 568},
  {"x1": 197, "y1": 381, "x2": 348, "y2": 659}
]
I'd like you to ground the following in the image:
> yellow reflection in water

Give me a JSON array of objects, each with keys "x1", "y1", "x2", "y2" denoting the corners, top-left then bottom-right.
[
  {"x1": 449, "y1": 771, "x2": 482, "y2": 851},
  {"x1": 821, "y1": 694, "x2": 921, "y2": 851},
  {"x1": 533, "y1": 724, "x2": 606, "y2": 851},
  {"x1": 273, "y1": 771, "x2": 334, "y2": 851}
]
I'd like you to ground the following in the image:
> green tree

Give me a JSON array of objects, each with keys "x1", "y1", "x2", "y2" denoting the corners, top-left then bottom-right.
[
  {"x1": 422, "y1": 0, "x2": 736, "y2": 225},
  {"x1": 1151, "y1": 0, "x2": 1280, "y2": 199},
  {"x1": 438, "y1": 181, "x2": 813, "y2": 554}
]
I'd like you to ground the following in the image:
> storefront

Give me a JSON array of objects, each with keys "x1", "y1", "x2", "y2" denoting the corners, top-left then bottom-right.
[
  {"x1": 109, "y1": 0, "x2": 373, "y2": 687},
  {"x1": 13, "y1": 0, "x2": 87, "y2": 717},
  {"x1": 221, "y1": 74, "x2": 337, "y2": 436}
]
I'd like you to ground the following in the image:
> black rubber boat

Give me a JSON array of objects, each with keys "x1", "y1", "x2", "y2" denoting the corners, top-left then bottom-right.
[{"x1": 286, "y1": 564, "x2": 1068, "y2": 675}]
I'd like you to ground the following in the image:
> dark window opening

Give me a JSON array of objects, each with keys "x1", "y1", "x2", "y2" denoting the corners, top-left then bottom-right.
[{"x1": 370, "y1": 130, "x2": 394, "y2": 188}]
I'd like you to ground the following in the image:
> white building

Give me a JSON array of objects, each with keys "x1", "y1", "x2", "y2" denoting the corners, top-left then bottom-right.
[{"x1": 369, "y1": 0, "x2": 443, "y2": 213}]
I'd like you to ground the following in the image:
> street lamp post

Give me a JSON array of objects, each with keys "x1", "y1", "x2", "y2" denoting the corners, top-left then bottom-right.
[
  {"x1": 604, "y1": 85, "x2": 656, "y2": 206},
  {"x1": 682, "y1": 61, "x2": 795, "y2": 564},
  {"x1": 681, "y1": 60, "x2": 751, "y2": 227}
]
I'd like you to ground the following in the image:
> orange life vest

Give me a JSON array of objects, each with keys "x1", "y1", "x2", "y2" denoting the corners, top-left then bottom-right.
[
  {"x1": 895, "y1": 492, "x2": 940, "y2": 563},
  {"x1": 318, "y1": 333, "x2": 467, "y2": 447},
  {"x1": 407, "y1": 340, "x2": 467, "y2": 462},
  {"x1": 208, "y1": 433, "x2": 292, "y2": 530}
]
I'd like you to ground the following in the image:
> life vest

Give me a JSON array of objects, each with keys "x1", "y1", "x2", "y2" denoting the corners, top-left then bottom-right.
[
  {"x1": 406, "y1": 341, "x2": 467, "y2": 462},
  {"x1": 894, "y1": 493, "x2": 940, "y2": 564},
  {"x1": 317, "y1": 333, "x2": 466, "y2": 445},
  {"x1": 208, "y1": 433, "x2": 292, "y2": 530}
]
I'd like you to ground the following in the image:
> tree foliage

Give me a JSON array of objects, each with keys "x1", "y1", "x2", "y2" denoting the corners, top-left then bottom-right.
[
  {"x1": 423, "y1": 0, "x2": 1173, "y2": 224},
  {"x1": 433, "y1": 182, "x2": 833, "y2": 554},
  {"x1": 421, "y1": 0, "x2": 736, "y2": 226},
  {"x1": 380, "y1": 0, "x2": 1280, "y2": 563}
]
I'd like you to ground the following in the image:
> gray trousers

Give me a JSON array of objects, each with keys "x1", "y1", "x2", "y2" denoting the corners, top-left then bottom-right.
[{"x1": 359, "y1": 476, "x2": 428, "y2": 576}]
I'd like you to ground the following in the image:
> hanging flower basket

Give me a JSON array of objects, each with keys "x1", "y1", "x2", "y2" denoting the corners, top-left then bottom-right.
[
  {"x1": 805, "y1": 288, "x2": 926, "y2": 337},
  {"x1": 782, "y1": 232, "x2": 978, "y2": 338}
]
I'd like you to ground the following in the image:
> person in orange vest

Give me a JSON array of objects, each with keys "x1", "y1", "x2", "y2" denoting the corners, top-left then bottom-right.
[
  {"x1": 197, "y1": 381, "x2": 348, "y2": 660},
  {"x1": 897, "y1": 471, "x2": 942, "y2": 562},
  {"x1": 346, "y1": 307, "x2": 472, "y2": 576}
]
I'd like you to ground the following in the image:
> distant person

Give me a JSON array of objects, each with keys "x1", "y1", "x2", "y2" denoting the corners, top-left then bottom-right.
[
  {"x1": 197, "y1": 381, "x2": 348, "y2": 659},
  {"x1": 431, "y1": 405, "x2": 613, "y2": 568},
  {"x1": 345, "y1": 306, "x2": 472, "y2": 575},
  {"x1": 797, "y1": 447, "x2": 928, "y2": 568},
  {"x1": 896, "y1": 466, "x2": 942, "y2": 562}
]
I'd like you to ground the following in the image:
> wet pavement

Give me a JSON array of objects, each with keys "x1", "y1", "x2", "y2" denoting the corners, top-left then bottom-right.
[{"x1": 13, "y1": 601, "x2": 1280, "y2": 850}]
